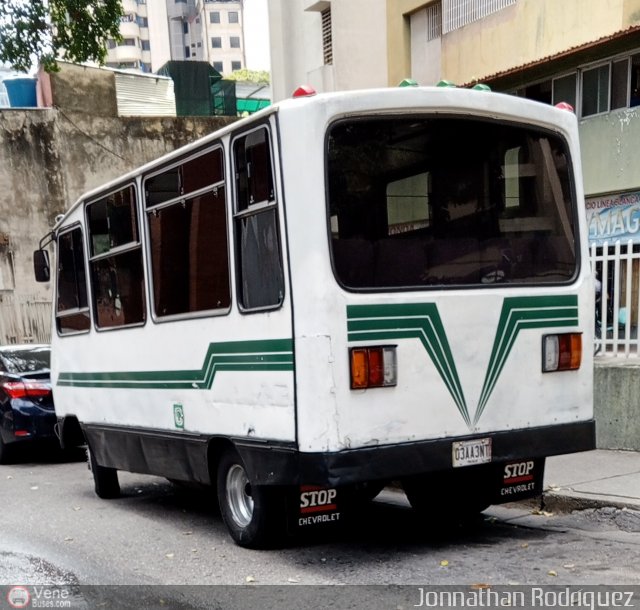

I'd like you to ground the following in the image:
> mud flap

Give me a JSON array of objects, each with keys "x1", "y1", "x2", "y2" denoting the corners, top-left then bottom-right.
[
  {"x1": 286, "y1": 485, "x2": 345, "y2": 534},
  {"x1": 492, "y1": 458, "x2": 545, "y2": 504}
]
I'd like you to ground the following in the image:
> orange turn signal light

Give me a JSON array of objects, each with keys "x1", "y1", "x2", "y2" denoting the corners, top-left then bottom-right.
[
  {"x1": 349, "y1": 346, "x2": 397, "y2": 389},
  {"x1": 542, "y1": 333, "x2": 582, "y2": 372}
]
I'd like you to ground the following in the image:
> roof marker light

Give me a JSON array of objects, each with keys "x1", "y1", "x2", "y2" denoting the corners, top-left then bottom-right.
[
  {"x1": 555, "y1": 101, "x2": 575, "y2": 112},
  {"x1": 436, "y1": 80, "x2": 457, "y2": 88},
  {"x1": 472, "y1": 83, "x2": 491, "y2": 91},
  {"x1": 292, "y1": 85, "x2": 317, "y2": 98},
  {"x1": 398, "y1": 78, "x2": 419, "y2": 87}
]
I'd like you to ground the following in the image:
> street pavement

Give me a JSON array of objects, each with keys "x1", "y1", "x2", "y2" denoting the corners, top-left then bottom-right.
[{"x1": 543, "y1": 449, "x2": 640, "y2": 512}]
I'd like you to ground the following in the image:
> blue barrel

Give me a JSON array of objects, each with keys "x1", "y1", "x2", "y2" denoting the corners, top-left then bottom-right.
[{"x1": 4, "y1": 78, "x2": 37, "y2": 107}]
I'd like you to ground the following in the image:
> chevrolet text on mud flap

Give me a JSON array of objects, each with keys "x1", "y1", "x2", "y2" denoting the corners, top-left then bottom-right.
[
  {"x1": 298, "y1": 487, "x2": 340, "y2": 527},
  {"x1": 39, "y1": 85, "x2": 595, "y2": 548},
  {"x1": 500, "y1": 460, "x2": 542, "y2": 497}
]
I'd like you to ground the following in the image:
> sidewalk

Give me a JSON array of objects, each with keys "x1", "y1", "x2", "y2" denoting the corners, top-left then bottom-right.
[{"x1": 543, "y1": 449, "x2": 640, "y2": 512}]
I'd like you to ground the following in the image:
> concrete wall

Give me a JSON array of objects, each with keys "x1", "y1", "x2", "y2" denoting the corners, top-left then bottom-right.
[
  {"x1": 595, "y1": 360, "x2": 640, "y2": 450},
  {"x1": 0, "y1": 66, "x2": 235, "y2": 343},
  {"x1": 579, "y1": 107, "x2": 640, "y2": 197}
]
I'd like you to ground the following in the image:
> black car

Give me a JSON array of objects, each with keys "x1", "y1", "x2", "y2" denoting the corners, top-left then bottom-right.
[{"x1": 0, "y1": 344, "x2": 54, "y2": 463}]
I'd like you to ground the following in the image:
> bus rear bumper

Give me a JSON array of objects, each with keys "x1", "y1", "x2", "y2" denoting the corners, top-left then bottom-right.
[{"x1": 237, "y1": 420, "x2": 595, "y2": 486}]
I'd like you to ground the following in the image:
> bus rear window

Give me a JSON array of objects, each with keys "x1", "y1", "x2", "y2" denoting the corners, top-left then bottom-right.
[{"x1": 328, "y1": 117, "x2": 577, "y2": 289}]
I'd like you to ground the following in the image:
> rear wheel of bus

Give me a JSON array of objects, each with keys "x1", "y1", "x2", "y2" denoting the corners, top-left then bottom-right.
[
  {"x1": 87, "y1": 444, "x2": 120, "y2": 499},
  {"x1": 216, "y1": 447, "x2": 286, "y2": 548}
]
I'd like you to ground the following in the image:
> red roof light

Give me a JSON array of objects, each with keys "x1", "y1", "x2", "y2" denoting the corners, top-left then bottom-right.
[
  {"x1": 292, "y1": 85, "x2": 317, "y2": 98},
  {"x1": 555, "y1": 102, "x2": 575, "y2": 112}
]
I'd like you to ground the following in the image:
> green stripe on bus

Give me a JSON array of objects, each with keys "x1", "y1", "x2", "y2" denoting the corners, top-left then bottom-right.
[
  {"x1": 473, "y1": 295, "x2": 578, "y2": 425},
  {"x1": 347, "y1": 303, "x2": 470, "y2": 427},
  {"x1": 57, "y1": 338, "x2": 294, "y2": 389},
  {"x1": 347, "y1": 295, "x2": 579, "y2": 428}
]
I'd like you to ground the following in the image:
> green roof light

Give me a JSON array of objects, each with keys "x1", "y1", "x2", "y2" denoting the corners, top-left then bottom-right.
[{"x1": 398, "y1": 78, "x2": 419, "y2": 87}]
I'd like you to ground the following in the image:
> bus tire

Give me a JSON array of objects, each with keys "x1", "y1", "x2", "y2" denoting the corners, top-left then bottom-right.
[
  {"x1": 87, "y1": 445, "x2": 120, "y2": 499},
  {"x1": 216, "y1": 448, "x2": 285, "y2": 548}
]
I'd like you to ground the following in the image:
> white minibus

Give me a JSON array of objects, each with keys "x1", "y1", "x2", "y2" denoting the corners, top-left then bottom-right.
[{"x1": 35, "y1": 85, "x2": 594, "y2": 547}]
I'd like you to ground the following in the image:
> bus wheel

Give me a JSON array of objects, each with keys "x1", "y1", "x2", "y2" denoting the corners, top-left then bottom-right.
[
  {"x1": 402, "y1": 471, "x2": 491, "y2": 522},
  {"x1": 216, "y1": 448, "x2": 285, "y2": 548},
  {"x1": 87, "y1": 445, "x2": 120, "y2": 499}
]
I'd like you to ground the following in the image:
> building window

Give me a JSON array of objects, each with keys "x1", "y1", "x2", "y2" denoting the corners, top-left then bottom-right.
[
  {"x1": 442, "y1": 0, "x2": 516, "y2": 34},
  {"x1": 141, "y1": 40, "x2": 151, "y2": 51},
  {"x1": 183, "y1": 22, "x2": 189, "y2": 34},
  {"x1": 230, "y1": 36, "x2": 240, "y2": 49},
  {"x1": 514, "y1": 51, "x2": 640, "y2": 118},
  {"x1": 136, "y1": 16, "x2": 148, "y2": 27},
  {"x1": 552, "y1": 73, "x2": 576, "y2": 109},
  {"x1": 107, "y1": 39, "x2": 117, "y2": 50},
  {"x1": 213, "y1": 61, "x2": 224, "y2": 72},
  {"x1": 321, "y1": 7, "x2": 332, "y2": 65},
  {"x1": 582, "y1": 64, "x2": 610, "y2": 117},
  {"x1": 229, "y1": 11, "x2": 239, "y2": 24},
  {"x1": 185, "y1": 46, "x2": 190, "y2": 59},
  {"x1": 426, "y1": 1, "x2": 442, "y2": 41},
  {"x1": 611, "y1": 58, "x2": 629, "y2": 110},
  {"x1": 123, "y1": 38, "x2": 136, "y2": 46},
  {"x1": 141, "y1": 62, "x2": 152, "y2": 73},
  {"x1": 631, "y1": 54, "x2": 640, "y2": 107},
  {"x1": 231, "y1": 60, "x2": 241, "y2": 71},
  {"x1": 210, "y1": 11, "x2": 220, "y2": 23},
  {"x1": 212, "y1": 37, "x2": 222, "y2": 48}
]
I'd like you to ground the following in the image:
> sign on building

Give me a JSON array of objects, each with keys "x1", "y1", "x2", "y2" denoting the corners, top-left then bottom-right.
[{"x1": 586, "y1": 191, "x2": 640, "y2": 246}]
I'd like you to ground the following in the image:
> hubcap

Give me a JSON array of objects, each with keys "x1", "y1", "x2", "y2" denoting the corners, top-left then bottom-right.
[{"x1": 226, "y1": 463, "x2": 254, "y2": 528}]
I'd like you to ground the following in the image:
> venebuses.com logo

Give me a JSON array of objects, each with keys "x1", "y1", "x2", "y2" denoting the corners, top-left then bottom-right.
[
  {"x1": 7, "y1": 586, "x2": 31, "y2": 609},
  {"x1": 6, "y1": 586, "x2": 72, "y2": 608}
]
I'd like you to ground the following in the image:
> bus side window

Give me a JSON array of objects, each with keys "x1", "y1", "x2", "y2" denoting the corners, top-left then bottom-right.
[
  {"x1": 56, "y1": 226, "x2": 91, "y2": 335},
  {"x1": 86, "y1": 185, "x2": 146, "y2": 329},
  {"x1": 232, "y1": 127, "x2": 284, "y2": 310},
  {"x1": 145, "y1": 147, "x2": 231, "y2": 318}
]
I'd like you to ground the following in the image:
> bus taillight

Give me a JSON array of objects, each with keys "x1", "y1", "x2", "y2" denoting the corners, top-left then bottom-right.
[
  {"x1": 542, "y1": 333, "x2": 582, "y2": 372},
  {"x1": 349, "y1": 346, "x2": 397, "y2": 389}
]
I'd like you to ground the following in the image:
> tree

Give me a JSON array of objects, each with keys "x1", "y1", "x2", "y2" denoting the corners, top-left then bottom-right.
[{"x1": 0, "y1": 0, "x2": 123, "y2": 73}]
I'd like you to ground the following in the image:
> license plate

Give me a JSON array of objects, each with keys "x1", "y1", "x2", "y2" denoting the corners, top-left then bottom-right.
[{"x1": 452, "y1": 437, "x2": 492, "y2": 467}]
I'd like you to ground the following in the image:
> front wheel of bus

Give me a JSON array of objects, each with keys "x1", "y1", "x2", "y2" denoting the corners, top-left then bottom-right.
[
  {"x1": 217, "y1": 448, "x2": 285, "y2": 548},
  {"x1": 87, "y1": 445, "x2": 120, "y2": 499}
]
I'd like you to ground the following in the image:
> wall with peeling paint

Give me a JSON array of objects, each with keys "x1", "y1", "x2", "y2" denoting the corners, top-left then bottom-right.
[
  {"x1": 0, "y1": 109, "x2": 234, "y2": 343},
  {"x1": 579, "y1": 107, "x2": 640, "y2": 196}
]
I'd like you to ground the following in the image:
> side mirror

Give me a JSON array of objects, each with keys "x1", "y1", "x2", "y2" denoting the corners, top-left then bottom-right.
[{"x1": 34, "y1": 249, "x2": 51, "y2": 282}]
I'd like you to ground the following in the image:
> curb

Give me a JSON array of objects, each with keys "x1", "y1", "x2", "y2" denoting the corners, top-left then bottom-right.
[{"x1": 540, "y1": 490, "x2": 640, "y2": 514}]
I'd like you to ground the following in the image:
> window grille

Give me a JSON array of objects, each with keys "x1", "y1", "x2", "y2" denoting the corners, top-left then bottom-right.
[
  {"x1": 443, "y1": 0, "x2": 516, "y2": 34},
  {"x1": 321, "y1": 7, "x2": 333, "y2": 65},
  {"x1": 426, "y1": 1, "x2": 442, "y2": 41}
]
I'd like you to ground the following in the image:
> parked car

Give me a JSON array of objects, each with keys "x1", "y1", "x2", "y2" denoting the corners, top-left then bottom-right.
[{"x1": 0, "y1": 344, "x2": 55, "y2": 463}]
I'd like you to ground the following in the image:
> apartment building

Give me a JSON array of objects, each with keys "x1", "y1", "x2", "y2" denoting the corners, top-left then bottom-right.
[
  {"x1": 105, "y1": 0, "x2": 245, "y2": 76},
  {"x1": 269, "y1": 0, "x2": 640, "y2": 241}
]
